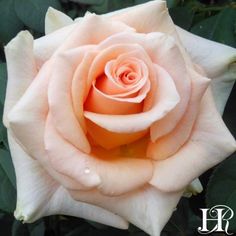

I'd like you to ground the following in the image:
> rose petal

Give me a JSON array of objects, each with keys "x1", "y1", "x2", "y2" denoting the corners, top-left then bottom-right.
[
  {"x1": 177, "y1": 26, "x2": 236, "y2": 114},
  {"x1": 6, "y1": 62, "x2": 93, "y2": 190},
  {"x1": 85, "y1": 86, "x2": 144, "y2": 115},
  {"x1": 48, "y1": 50, "x2": 91, "y2": 153},
  {"x1": 34, "y1": 24, "x2": 75, "y2": 67},
  {"x1": 36, "y1": 13, "x2": 133, "y2": 68},
  {"x1": 98, "y1": 32, "x2": 191, "y2": 139},
  {"x1": 84, "y1": 49, "x2": 151, "y2": 115},
  {"x1": 45, "y1": 7, "x2": 74, "y2": 35},
  {"x1": 45, "y1": 114, "x2": 154, "y2": 196},
  {"x1": 85, "y1": 64, "x2": 179, "y2": 133},
  {"x1": 150, "y1": 89, "x2": 236, "y2": 192},
  {"x1": 85, "y1": 44, "x2": 149, "y2": 97},
  {"x1": 7, "y1": 61, "x2": 51, "y2": 157},
  {"x1": 55, "y1": 13, "x2": 135, "y2": 54},
  {"x1": 148, "y1": 68, "x2": 210, "y2": 160},
  {"x1": 8, "y1": 132, "x2": 128, "y2": 229},
  {"x1": 70, "y1": 186, "x2": 182, "y2": 236},
  {"x1": 86, "y1": 119, "x2": 148, "y2": 149},
  {"x1": 71, "y1": 49, "x2": 98, "y2": 130},
  {"x1": 45, "y1": 186, "x2": 128, "y2": 229},
  {"x1": 109, "y1": 0, "x2": 174, "y2": 36},
  {"x1": 3, "y1": 31, "x2": 37, "y2": 126}
]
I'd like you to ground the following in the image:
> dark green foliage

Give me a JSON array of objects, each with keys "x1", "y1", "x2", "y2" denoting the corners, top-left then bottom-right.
[{"x1": 14, "y1": 0, "x2": 62, "y2": 33}]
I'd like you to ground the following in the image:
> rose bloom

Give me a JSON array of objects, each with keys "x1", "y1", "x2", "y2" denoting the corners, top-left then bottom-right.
[{"x1": 3, "y1": 1, "x2": 236, "y2": 235}]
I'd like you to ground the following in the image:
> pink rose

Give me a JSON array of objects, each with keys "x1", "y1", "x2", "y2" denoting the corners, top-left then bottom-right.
[{"x1": 3, "y1": 1, "x2": 236, "y2": 235}]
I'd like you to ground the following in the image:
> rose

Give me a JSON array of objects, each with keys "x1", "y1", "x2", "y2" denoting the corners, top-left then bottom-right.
[{"x1": 3, "y1": 1, "x2": 236, "y2": 235}]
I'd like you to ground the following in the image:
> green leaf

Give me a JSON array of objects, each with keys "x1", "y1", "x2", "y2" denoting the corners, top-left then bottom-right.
[
  {"x1": 134, "y1": 0, "x2": 151, "y2": 5},
  {"x1": 14, "y1": 0, "x2": 62, "y2": 33},
  {"x1": 206, "y1": 154, "x2": 236, "y2": 232},
  {"x1": 0, "y1": 101, "x2": 8, "y2": 150},
  {"x1": 191, "y1": 8, "x2": 236, "y2": 47},
  {"x1": 0, "y1": 149, "x2": 16, "y2": 187},
  {"x1": 12, "y1": 220, "x2": 30, "y2": 236},
  {"x1": 0, "y1": 0, "x2": 24, "y2": 44},
  {"x1": 166, "y1": 0, "x2": 180, "y2": 8},
  {"x1": 28, "y1": 220, "x2": 45, "y2": 236},
  {"x1": 0, "y1": 63, "x2": 7, "y2": 104},
  {"x1": 89, "y1": 0, "x2": 133, "y2": 14},
  {"x1": 169, "y1": 6, "x2": 194, "y2": 30},
  {"x1": 0, "y1": 159, "x2": 16, "y2": 212},
  {"x1": 72, "y1": 0, "x2": 104, "y2": 4}
]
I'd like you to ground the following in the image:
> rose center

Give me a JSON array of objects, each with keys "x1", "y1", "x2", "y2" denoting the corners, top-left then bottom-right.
[{"x1": 107, "y1": 57, "x2": 145, "y2": 88}]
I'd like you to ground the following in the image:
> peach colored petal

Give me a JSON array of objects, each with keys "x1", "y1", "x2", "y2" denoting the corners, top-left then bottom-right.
[
  {"x1": 86, "y1": 119, "x2": 148, "y2": 149},
  {"x1": 94, "y1": 77, "x2": 150, "y2": 103},
  {"x1": 177, "y1": 26, "x2": 236, "y2": 114},
  {"x1": 48, "y1": 49, "x2": 92, "y2": 153},
  {"x1": 55, "y1": 13, "x2": 135, "y2": 55},
  {"x1": 7, "y1": 61, "x2": 51, "y2": 157},
  {"x1": 4, "y1": 31, "x2": 37, "y2": 126},
  {"x1": 35, "y1": 13, "x2": 134, "y2": 67},
  {"x1": 150, "y1": 89, "x2": 236, "y2": 192},
  {"x1": 102, "y1": 54, "x2": 149, "y2": 95},
  {"x1": 85, "y1": 44, "x2": 150, "y2": 98},
  {"x1": 109, "y1": 1, "x2": 175, "y2": 37},
  {"x1": 6, "y1": 60, "x2": 92, "y2": 191},
  {"x1": 71, "y1": 49, "x2": 98, "y2": 131},
  {"x1": 70, "y1": 186, "x2": 182, "y2": 236},
  {"x1": 34, "y1": 24, "x2": 75, "y2": 67},
  {"x1": 85, "y1": 64, "x2": 179, "y2": 133},
  {"x1": 85, "y1": 56, "x2": 150, "y2": 114},
  {"x1": 44, "y1": 114, "x2": 154, "y2": 196},
  {"x1": 84, "y1": 86, "x2": 143, "y2": 115},
  {"x1": 148, "y1": 69, "x2": 210, "y2": 160},
  {"x1": 98, "y1": 32, "x2": 191, "y2": 138},
  {"x1": 145, "y1": 33, "x2": 191, "y2": 140},
  {"x1": 8, "y1": 132, "x2": 128, "y2": 229}
]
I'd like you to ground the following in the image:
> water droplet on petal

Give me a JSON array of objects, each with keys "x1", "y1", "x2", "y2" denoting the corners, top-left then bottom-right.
[{"x1": 84, "y1": 167, "x2": 90, "y2": 174}]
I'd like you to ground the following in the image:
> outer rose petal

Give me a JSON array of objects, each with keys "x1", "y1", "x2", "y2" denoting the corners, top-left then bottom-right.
[
  {"x1": 45, "y1": 114, "x2": 154, "y2": 196},
  {"x1": 3, "y1": 31, "x2": 37, "y2": 126},
  {"x1": 147, "y1": 68, "x2": 210, "y2": 160},
  {"x1": 6, "y1": 62, "x2": 97, "y2": 191},
  {"x1": 8, "y1": 132, "x2": 128, "y2": 229},
  {"x1": 48, "y1": 50, "x2": 91, "y2": 153},
  {"x1": 34, "y1": 25, "x2": 75, "y2": 67},
  {"x1": 109, "y1": 1, "x2": 174, "y2": 36},
  {"x1": 45, "y1": 7, "x2": 73, "y2": 35},
  {"x1": 150, "y1": 89, "x2": 236, "y2": 192},
  {"x1": 177, "y1": 27, "x2": 236, "y2": 114},
  {"x1": 70, "y1": 186, "x2": 182, "y2": 236}
]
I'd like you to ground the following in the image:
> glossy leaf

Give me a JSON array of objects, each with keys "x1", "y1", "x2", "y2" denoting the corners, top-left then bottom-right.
[
  {"x1": 191, "y1": 8, "x2": 236, "y2": 47},
  {"x1": 0, "y1": 149, "x2": 16, "y2": 187},
  {"x1": 0, "y1": 161, "x2": 16, "y2": 212},
  {"x1": 14, "y1": 0, "x2": 62, "y2": 33},
  {"x1": 0, "y1": 0, "x2": 24, "y2": 44},
  {"x1": 0, "y1": 63, "x2": 7, "y2": 104},
  {"x1": 169, "y1": 6, "x2": 194, "y2": 30}
]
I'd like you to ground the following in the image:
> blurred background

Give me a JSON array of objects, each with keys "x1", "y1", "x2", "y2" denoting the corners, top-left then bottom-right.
[{"x1": 0, "y1": 0, "x2": 235, "y2": 235}]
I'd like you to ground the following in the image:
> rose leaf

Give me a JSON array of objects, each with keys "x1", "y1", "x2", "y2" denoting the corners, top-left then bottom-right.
[
  {"x1": 191, "y1": 8, "x2": 236, "y2": 47},
  {"x1": 0, "y1": 161, "x2": 16, "y2": 212},
  {"x1": 0, "y1": 0, "x2": 24, "y2": 44},
  {"x1": 14, "y1": 0, "x2": 62, "y2": 33}
]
